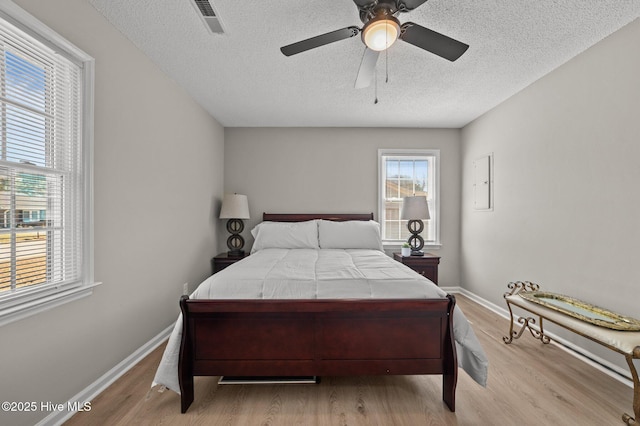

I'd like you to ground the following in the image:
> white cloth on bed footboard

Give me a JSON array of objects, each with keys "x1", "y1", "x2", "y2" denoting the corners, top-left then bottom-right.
[{"x1": 152, "y1": 249, "x2": 489, "y2": 393}]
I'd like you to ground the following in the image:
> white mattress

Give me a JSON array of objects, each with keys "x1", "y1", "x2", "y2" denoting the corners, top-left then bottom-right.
[{"x1": 152, "y1": 249, "x2": 488, "y2": 393}]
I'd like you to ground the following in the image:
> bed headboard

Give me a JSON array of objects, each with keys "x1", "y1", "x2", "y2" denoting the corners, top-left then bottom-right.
[{"x1": 262, "y1": 213, "x2": 374, "y2": 222}]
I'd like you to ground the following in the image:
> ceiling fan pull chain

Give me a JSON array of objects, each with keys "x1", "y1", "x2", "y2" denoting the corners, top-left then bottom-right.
[
  {"x1": 385, "y1": 46, "x2": 389, "y2": 83},
  {"x1": 385, "y1": 20, "x2": 389, "y2": 83},
  {"x1": 374, "y1": 68, "x2": 378, "y2": 104}
]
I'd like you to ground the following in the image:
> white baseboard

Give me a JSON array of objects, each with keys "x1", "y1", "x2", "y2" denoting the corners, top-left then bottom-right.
[
  {"x1": 449, "y1": 287, "x2": 634, "y2": 389},
  {"x1": 35, "y1": 324, "x2": 174, "y2": 426}
]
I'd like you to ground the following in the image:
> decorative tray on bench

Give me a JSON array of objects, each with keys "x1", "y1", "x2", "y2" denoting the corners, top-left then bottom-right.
[{"x1": 519, "y1": 291, "x2": 640, "y2": 331}]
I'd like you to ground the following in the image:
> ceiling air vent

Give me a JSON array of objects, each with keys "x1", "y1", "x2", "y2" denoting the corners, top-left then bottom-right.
[{"x1": 191, "y1": 0, "x2": 224, "y2": 34}]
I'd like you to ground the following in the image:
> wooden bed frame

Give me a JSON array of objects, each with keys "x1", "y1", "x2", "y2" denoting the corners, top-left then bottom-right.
[{"x1": 178, "y1": 213, "x2": 458, "y2": 413}]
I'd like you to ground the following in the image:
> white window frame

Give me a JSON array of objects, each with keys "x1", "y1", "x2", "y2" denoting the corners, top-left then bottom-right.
[
  {"x1": 378, "y1": 149, "x2": 441, "y2": 248},
  {"x1": 0, "y1": 1, "x2": 97, "y2": 327}
]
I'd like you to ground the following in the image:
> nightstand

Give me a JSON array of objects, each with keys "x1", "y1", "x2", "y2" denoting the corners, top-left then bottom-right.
[
  {"x1": 211, "y1": 252, "x2": 249, "y2": 275},
  {"x1": 393, "y1": 252, "x2": 440, "y2": 285}
]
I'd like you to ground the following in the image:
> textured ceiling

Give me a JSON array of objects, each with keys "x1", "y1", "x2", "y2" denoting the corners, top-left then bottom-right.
[{"x1": 88, "y1": 0, "x2": 640, "y2": 128}]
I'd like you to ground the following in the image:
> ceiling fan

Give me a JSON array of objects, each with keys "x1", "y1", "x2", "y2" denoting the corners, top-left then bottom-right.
[{"x1": 280, "y1": 0, "x2": 469, "y2": 89}]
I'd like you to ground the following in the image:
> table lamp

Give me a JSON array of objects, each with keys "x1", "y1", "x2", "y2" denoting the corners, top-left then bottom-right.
[
  {"x1": 219, "y1": 193, "x2": 250, "y2": 256},
  {"x1": 400, "y1": 195, "x2": 430, "y2": 256}
]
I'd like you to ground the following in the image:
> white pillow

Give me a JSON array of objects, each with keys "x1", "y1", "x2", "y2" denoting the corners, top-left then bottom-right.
[
  {"x1": 250, "y1": 220, "x2": 319, "y2": 253},
  {"x1": 318, "y1": 220, "x2": 384, "y2": 251}
]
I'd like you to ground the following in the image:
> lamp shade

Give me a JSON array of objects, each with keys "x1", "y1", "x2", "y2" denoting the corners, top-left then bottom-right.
[
  {"x1": 400, "y1": 196, "x2": 430, "y2": 220},
  {"x1": 219, "y1": 193, "x2": 250, "y2": 219}
]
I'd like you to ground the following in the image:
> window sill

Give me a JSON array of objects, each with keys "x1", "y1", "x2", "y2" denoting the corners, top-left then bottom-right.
[
  {"x1": 383, "y1": 242, "x2": 442, "y2": 250},
  {"x1": 0, "y1": 281, "x2": 101, "y2": 327}
]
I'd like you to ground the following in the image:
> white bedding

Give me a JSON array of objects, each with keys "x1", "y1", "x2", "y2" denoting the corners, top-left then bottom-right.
[{"x1": 152, "y1": 249, "x2": 488, "y2": 393}]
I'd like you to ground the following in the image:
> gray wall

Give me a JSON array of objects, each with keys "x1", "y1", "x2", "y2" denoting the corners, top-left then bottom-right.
[
  {"x1": 224, "y1": 127, "x2": 462, "y2": 287},
  {"x1": 0, "y1": 1, "x2": 225, "y2": 425},
  {"x1": 461, "y1": 18, "x2": 640, "y2": 369}
]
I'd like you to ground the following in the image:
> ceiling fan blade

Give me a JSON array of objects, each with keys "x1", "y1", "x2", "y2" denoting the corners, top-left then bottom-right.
[
  {"x1": 397, "y1": 0, "x2": 429, "y2": 11},
  {"x1": 399, "y1": 22, "x2": 469, "y2": 61},
  {"x1": 281, "y1": 27, "x2": 360, "y2": 57},
  {"x1": 352, "y1": 0, "x2": 375, "y2": 7},
  {"x1": 354, "y1": 48, "x2": 380, "y2": 89}
]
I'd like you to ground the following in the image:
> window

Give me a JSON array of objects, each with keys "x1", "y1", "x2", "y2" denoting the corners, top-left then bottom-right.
[
  {"x1": 0, "y1": 2, "x2": 95, "y2": 326},
  {"x1": 378, "y1": 149, "x2": 440, "y2": 246}
]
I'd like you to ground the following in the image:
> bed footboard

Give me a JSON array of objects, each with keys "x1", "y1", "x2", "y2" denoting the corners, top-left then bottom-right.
[{"x1": 178, "y1": 295, "x2": 457, "y2": 413}]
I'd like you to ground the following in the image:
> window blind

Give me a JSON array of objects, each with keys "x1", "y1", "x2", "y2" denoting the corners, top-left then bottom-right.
[{"x1": 0, "y1": 17, "x2": 82, "y2": 294}]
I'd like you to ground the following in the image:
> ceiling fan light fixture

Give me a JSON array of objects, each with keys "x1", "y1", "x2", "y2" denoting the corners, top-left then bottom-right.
[{"x1": 362, "y1": 15, "x2": 400, "y2": 51}]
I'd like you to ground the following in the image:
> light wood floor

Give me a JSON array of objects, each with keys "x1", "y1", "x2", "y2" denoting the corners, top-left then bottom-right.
[{"x1": 65, "y1": 295, "x2": 634, "y2": 425}]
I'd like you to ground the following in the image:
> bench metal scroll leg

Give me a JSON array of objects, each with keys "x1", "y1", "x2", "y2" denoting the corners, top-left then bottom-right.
[
  {"x1": 622, "y1": 347, "x2": 640, "y2": 425},
  {"x1": 503, "y1": 281, "x2": 550, "y2": 345}
]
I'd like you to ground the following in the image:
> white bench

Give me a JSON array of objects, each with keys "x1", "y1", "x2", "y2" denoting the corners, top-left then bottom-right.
[{"x1": 503, "y1": 282, "x2": 640, "y2": 425}]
